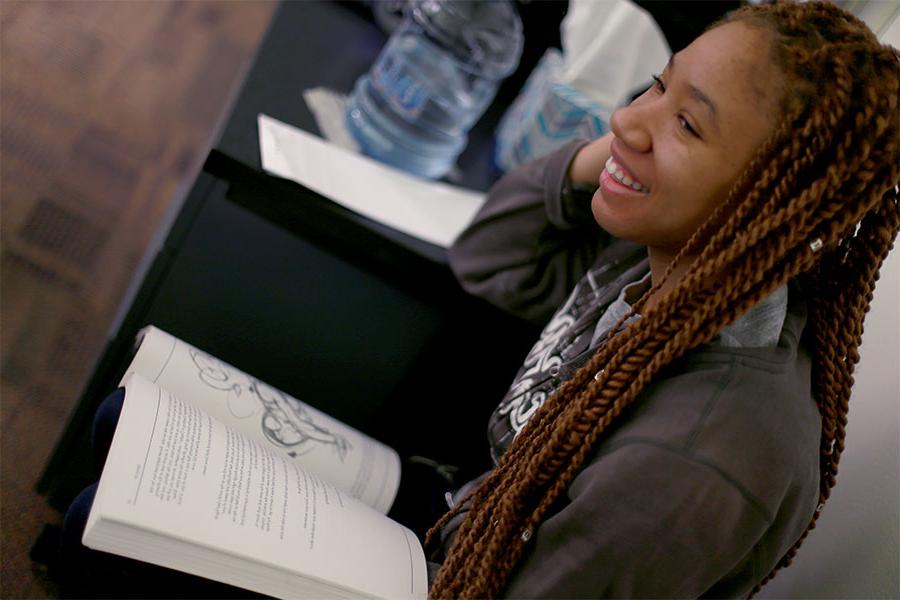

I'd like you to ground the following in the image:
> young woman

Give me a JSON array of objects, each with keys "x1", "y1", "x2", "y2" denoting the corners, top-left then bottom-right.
[
  {"x1": 427, "y1": 1, "x2": 899, "y2": 597},
  {"x1": 60, "y1": 2, "x2": 897, "y2": 598}
]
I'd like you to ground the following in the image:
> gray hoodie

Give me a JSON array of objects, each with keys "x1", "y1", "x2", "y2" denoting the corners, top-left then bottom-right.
[{"x1": 438, "y1": 141, "x2": 821, "y2": 598}]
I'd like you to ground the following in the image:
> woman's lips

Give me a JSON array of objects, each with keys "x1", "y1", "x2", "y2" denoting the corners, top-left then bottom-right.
[
  {"x1": 599, "y1": 168, "x2": 649, "y2": 196},
  {"x1": 604, "y1": 157, "x2": 649, "y2": 192}
]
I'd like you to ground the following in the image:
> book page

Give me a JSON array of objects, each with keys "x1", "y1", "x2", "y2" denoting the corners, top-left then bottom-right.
[
  {"x1": 86, "y1": 374, "x2": 427, "y2": 600},
  {"x1": 120, "y1": 326, "x2": 399, "y2": 514}
]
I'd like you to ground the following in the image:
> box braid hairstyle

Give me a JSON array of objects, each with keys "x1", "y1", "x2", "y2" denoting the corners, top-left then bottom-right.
[{"x1": 425, "y1": 1, "x2": 900, "y2": 597}]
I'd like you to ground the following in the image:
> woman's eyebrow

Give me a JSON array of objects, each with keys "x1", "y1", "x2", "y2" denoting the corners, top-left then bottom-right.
[{"x1": 667, "y1": 55, "x2": 721, "y2": 133}]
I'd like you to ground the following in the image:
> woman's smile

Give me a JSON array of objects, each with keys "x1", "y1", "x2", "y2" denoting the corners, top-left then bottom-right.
[
  {"x1": 599, "y1": 164, "x2": 649, "y2": 198},
  {"x1": 603, "y1": 157, "x2": 650, "y2": 193},
  {"x1": 597, "y1": 138, "x2": 652, "y2": 203}
]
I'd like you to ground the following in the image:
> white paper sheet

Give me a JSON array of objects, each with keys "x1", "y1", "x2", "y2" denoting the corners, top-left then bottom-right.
[
  {"x1": 301, "y1": 88, "x2": 360, "y2": 152},
  {"x1": 258, "y1": 113, "x2": 485, "y2": 248}
]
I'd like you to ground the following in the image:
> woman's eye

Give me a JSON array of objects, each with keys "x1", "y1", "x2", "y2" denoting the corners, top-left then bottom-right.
[
  {"x1": 652, "y1": 73, "x2": 700, "y2": 139},
  {"x1": 678, "y1": 115, "x2": 699, "y2": 137}
]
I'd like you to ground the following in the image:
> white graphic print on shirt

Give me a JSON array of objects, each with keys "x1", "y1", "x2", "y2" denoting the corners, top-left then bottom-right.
[
  {"x1": 489, "y1": 258, "x2": 652, "y2": 460},
  {"x1": 496, "y1": 288, "x2": 579, "y2": 434}
]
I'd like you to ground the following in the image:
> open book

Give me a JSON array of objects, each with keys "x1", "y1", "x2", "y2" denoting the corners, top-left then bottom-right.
[{"x1": 83, "y1": 326, "x2": 427, "y2": 599}]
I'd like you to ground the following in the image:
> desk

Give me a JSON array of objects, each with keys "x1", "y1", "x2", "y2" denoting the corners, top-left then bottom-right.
[{"x1": 37, "y1": 1, "x2": 539, "y2": 512}]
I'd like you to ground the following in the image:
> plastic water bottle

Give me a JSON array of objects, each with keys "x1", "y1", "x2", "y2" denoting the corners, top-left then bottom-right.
[{"x1": 346, "y1": 0, "x2": 523, "y2": 179}]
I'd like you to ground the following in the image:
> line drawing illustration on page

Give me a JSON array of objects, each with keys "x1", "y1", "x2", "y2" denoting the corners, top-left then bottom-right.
[{"x1": 189, "y1": 349, "x2": 352, "y2": 461}]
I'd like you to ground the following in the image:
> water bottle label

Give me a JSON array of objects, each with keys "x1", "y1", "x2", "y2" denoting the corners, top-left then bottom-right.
[{"x1": 372, "y1": 55, "x2": 429, "y2": 120}]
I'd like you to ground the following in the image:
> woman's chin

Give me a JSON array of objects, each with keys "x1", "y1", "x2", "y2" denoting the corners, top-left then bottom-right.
[{"x1": 591, "y1": 188, "x2": 645, "y2": 243}]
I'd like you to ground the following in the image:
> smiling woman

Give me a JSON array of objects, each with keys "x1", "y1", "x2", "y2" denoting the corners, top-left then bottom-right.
[{"x1": 438, "y1": 1, "x2": 899, "y2": 598}]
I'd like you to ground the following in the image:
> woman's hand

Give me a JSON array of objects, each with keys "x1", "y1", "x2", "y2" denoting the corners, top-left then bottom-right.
[{"x1": 567, "y1": 132, "x2": 614, "y2": 185}]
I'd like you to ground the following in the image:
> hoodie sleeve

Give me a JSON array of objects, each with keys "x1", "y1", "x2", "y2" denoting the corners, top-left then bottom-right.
[
  {"x1": 501, "y1": 440, "x2": 772, "y2": 599},
  {"x1": 448, "y1": 140, "x2": 611, "y2": 325}
]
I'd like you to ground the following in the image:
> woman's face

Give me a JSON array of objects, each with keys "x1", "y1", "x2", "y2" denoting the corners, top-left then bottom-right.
[{"x1": 591, "y1": 21, "x2": 785, "y2": 255}]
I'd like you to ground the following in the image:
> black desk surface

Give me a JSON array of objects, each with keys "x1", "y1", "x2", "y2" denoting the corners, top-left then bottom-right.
[
  {"x1": 36, "y1": 0, "x2": 540, "y2": 512},
  {"x1": 215, "y1": 1, "x2": 509, "y2": 265}
]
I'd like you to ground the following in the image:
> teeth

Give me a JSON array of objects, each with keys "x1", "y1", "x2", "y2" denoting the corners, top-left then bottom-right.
[{"x1": 605, "y1": 157, "x2": 648, "y2": 193}]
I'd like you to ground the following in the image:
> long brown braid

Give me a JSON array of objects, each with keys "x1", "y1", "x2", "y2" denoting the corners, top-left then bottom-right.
[{"x1": 425, "y1": 1, "x2": 900, "y2": 597}]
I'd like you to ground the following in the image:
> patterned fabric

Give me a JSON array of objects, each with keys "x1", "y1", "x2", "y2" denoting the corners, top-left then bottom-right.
[
  {"x1": 487, "y1": 259, "x2": 789, "y2": 462},
  {"x1": 486, "y1": 245, "x2": 647, "y2": 461}
]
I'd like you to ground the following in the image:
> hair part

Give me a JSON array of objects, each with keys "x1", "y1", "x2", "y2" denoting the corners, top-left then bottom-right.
[{"x1": 427, "y1": 2, "x2": 900, "y2": 597}]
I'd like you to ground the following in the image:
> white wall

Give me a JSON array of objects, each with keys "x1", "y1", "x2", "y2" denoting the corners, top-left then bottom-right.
[{"x1": 758, "y1": 249, "x2": 900, "y2": 598}]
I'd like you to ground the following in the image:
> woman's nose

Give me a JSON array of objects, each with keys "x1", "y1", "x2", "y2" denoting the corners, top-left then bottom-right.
[{"x1": 610, "y1": 102, "x2": 652, "y2": 153}]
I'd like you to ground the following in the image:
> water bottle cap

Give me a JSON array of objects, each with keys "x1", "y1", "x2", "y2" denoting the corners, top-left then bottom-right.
[{"x1": 409, "y1": 0, "x2": 523, "y2": 78}]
